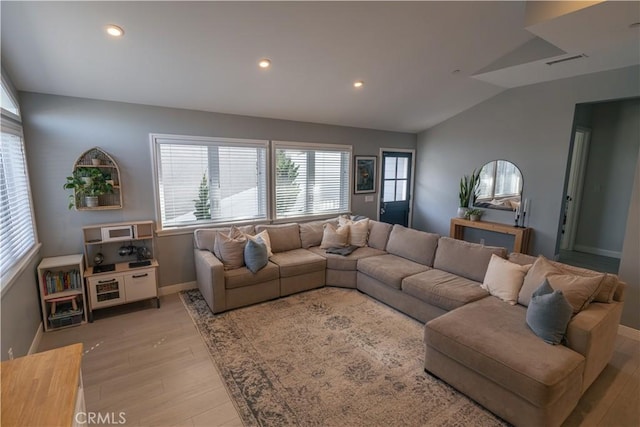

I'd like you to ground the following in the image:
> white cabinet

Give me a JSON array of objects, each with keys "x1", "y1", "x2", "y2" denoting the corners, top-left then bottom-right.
[
  {"x1": 83, "y1": 221, "x2": 159, "y2": 320},
  {"x1": 37, "y1": 254, "x2": 88, "y2": 332}
]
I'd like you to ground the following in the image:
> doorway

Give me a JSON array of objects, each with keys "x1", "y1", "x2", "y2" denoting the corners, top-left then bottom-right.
[
  {"x1": 379, "y1": 150, "x2": 414, "y2": 227},
  {"x1": 561, "y1": 127, "x2": 590, "y2": 251}
]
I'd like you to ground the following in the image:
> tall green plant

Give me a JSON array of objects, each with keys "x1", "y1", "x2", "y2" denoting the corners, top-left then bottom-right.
[
  {"x1": 63, "y1": 167, "x2": 113, "y2": 209},
  {"x1": 194, "y1": 173, "x2": 211, "y2": 220},
  {"x1": 276, "y1": 151, "x2": 300, "y2": 215},
  {"x1": 458, "y1": 169, "x2": 480, "y2": 208}
]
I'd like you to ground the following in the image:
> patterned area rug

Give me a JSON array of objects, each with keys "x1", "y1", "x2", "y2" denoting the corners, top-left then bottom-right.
[{"x1": 180, "y1": 287, "x2": 506, "y2": 426}]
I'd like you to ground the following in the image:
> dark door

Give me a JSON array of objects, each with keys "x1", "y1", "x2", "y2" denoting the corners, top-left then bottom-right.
[{"x1": 380, "y1": 151, "x2": 412, "y2": 226}]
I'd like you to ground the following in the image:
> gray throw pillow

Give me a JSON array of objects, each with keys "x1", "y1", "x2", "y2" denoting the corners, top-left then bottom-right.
[
  {"x1": 244, "y1": 239, "x2": 268, "y2": 274},
  {"x1": 526, "y1": 279, "x2": 573, "y2": 345}
]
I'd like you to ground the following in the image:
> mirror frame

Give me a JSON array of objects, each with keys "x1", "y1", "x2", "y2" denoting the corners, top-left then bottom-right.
[{"x1": 473, "y1": 159, "x2": 523, "y2": 212}]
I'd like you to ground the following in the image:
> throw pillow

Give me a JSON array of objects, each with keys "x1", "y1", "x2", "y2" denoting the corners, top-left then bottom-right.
[
  {"x1": 481, "y1": 254, "x2": 532, "y2": 305},
  {"x1": 213, "y1": 229, "x2": 247, "y2": 270},
  {"x1": 246, "y1": 230, "x2": 273, "y2": 257},
  {"x1": 320, "y1": 223, "x2": 349, "y2": 249},
  {"x1": 244, "y1": 239, "x2": 268, "y2": 273},
  {"x1": 519, "y1": 256, "x2": 604, "y2": 313},
  {"x1": 343, "y1": 218, "x2": 369, "y2": 247},
  {"x1": 526, "y1": 279, "x2": 573, "y2": 345}
]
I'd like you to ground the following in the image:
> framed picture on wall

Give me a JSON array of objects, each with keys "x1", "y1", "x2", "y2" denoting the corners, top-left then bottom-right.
[{"x1": 354, "y1": 155, "x2": 377, "y2": 194}]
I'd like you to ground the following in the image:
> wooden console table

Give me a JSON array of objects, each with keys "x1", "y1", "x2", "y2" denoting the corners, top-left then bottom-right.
[{"x1": 450, "y1": 218, "x2": 532, "y2": 254}]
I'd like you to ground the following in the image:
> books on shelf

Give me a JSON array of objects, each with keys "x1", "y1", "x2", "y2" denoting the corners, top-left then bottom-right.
[{"x1": 42, "y1": 269, "x2": 82, "y2": 295}]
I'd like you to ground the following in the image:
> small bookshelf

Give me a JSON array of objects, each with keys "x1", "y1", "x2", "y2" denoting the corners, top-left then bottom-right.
[{"x1": 37, "y1": 254, "x2": 88, "y2": 331}]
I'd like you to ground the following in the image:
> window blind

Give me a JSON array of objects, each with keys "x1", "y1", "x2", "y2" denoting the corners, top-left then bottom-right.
[
  {"x1": 0, "y1": 127, "x2": 37, "y2": 281},
  {"x1": 273, "y1": 142, "x2": 351, "y2": 219},
  {"x1": 152, "y1": 135, "x2": 268, "y2": 229}
]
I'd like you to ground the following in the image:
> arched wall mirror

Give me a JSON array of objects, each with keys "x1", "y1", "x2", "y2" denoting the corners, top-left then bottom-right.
[{"x1": 473, "y1": 160, "x2": 523, "y2": 211}]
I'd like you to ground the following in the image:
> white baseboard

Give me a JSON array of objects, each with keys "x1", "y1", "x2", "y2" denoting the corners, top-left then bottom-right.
[
  {"x1": 158, "y1": 281, "x2": 197, "y2": 296},
  {"x1": 618, "y1": 324, "x2": 640, "y2": 341},
  {"x1": 28, "y1": 322, "x2": 43, "y2": 355},
  {"x1": 573, "y1": 245, "x2": 621, "y2": 259}
]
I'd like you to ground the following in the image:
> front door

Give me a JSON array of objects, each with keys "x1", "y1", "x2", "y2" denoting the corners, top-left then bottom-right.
[{"x1": 380, "y1": 151, "x2": 412, "y2": 226}]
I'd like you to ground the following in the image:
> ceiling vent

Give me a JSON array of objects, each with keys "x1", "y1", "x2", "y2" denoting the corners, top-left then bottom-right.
[{"x1": 546, "y1": 54, "x2": 587, "y2": 66}]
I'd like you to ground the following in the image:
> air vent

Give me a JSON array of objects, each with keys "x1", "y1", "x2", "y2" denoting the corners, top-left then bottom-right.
[{"x1": 546, "y1": 54, "x2": 587, "y2": 66}]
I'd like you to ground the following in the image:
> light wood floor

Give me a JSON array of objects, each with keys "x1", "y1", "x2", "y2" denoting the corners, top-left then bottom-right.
[{"x1": 39, "y1": 293, "x2": 640, "y2": 427}]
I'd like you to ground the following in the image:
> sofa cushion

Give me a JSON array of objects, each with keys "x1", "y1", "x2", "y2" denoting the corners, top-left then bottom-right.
[
  {"x1": 269, "y1": 248, "x2": 326, "y2": 278},
  {"x1": 424, "y1": 297, "x2": 585, "y2": 407},
  {"x1": 320, "y1": 223, "x2": 349, "y2": 249},
  {"x1": 385, "y1": 225, "x2": 439, "y2": 266},
  {"x1": 256, "y1": 223, "x2": 301, "y2": 253},
  {"x1": 358, "y1": 254, "x2": 429, "y2": 289},
  {"x1": 224, "y1": 261, "x2": 280, "y2": 289},
  {"x1": 433, "y1": 237, "x2": 507, "y2": 283},
  {"x1": 402, "y1": 269, "x2": 488, "y2": 311},
  {"x1": 367, "y1": 220, "x2": 393, "y2": 251},
  {"x1": 299, "y1": 218, "x2": 338, "y2": 249},
  {"x1": 526, "y1": 280, "x2": 573, "y2": 345},
  {"x1": 481, "y1": 254, "x2": 532, "y2": 305},
  {"x1": 308, "y1": 246, "x2": 386, "y2": 271},
  {"x1": 194, "y1": 225, "x2": 255, "y2": 252},
  {"x1": 244, "y1": 239, "x2": 268, "y2": 273},
  {"x1": 518, "y1": 256, "x2": 604, "y2": 313}
]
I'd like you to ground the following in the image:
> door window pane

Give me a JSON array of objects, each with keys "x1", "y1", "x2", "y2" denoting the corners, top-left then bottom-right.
[
  {"x1": 383, "y1": 180, "x2": 396, "y2": 202},
  {"x1": 395, "y1": 180, "x2": 407, "y2": 201},
  {"x1": 397, "y1": 157, "x2": 408, "y2": 179},
  {"x1": 384, "y1": 158, "x2": 396, "y2": 180}
]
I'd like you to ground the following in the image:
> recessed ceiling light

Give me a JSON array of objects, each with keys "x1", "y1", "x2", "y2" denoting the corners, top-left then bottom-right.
[
  {"x1": 353, "y1": 80, "x2": 364, "y2": 88},
  {"x1": 258, "y1": 59, "x2": 271, "y2": 69},
  {"x1": 106, "y1": 25, "x2": 124, "y2": 37}
]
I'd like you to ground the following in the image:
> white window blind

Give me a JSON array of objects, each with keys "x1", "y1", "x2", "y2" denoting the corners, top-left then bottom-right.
[
  {"x1": 152, "y1": 135, "x2": 268, "y2": 229},
  {"x1": 273, "y1": 142, "x2": 351, "y2": 219},
  {"x1": 0, "y1": 125, "x2": 37, "y2": 282}
]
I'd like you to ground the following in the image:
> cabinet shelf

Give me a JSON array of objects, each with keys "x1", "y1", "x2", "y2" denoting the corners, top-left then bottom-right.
[
  {"x1": 69, "y1": 147, "x2": 123, "y2": 210},
  {"x1": 43, "y1": 289, "x2": 84, "y2": 301}
]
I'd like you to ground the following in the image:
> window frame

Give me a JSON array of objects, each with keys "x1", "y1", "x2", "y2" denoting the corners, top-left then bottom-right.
[
  {"x1": 271, "y1": 140, "x2": 352, "y2": 222},
  {"x1": 1, "y1": 96, "x2": 40, "y2": 296},
  {"x1": 150, "y1": 133, "x2": 270, "y2": 234}
]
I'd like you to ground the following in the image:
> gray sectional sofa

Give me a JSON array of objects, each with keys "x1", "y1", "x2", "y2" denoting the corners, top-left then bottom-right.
[{"x1": 193, "y1": 218, "x2": 626, "y2": 427}]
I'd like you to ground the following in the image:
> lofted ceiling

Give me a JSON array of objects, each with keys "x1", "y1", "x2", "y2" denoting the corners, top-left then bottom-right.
[{"x1": 1, "y1": 1, "x2": 638, "y2": 133}]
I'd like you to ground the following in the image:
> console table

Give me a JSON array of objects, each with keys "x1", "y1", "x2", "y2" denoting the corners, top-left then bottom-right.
[{"x1": 450, "y1": 218, "x2": 532, "y2": 254}]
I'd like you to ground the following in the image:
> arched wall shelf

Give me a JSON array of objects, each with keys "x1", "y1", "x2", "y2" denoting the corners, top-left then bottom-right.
[{"x1": 71, "y1": 147, "x2": 123, "y2": 210}]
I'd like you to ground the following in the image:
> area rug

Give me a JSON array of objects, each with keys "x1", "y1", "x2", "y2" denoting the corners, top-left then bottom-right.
[{"x1": 180, "y1": 287, "x2": 506, "y2": 426}]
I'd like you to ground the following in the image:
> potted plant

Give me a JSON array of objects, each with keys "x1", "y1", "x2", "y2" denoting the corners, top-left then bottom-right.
[
  {"x1": 64, "y1": 168, "x2": 113, "y2": 209},
  {"x1": 91, "y1": 153, "x2": 102, "y2": 166},
  {"x1": 458, "y1": 169, "x2": 480, "y2": 217},
  {"x1": 467, "y1": 208, "x2": 484, "y2": 222}
]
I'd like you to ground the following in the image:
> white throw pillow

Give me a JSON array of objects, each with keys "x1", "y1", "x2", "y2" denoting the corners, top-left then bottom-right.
[
  {"x1": 320, "y1": 223, "x2": 349, "y2": 249},
  {"x1": 482, "y1": 254, "x2": 532, "y2": 305},
  {"x1": 337, "y1": 217, "x2": 369, "y2": 247},
  {"x1": 246, "y1": 229, "x2": 273, "y2": 257}
]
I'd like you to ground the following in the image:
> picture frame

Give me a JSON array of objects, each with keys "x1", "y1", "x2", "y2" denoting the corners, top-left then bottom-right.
[{"x1": 354, "y1": 155, "x2": 377, "y2": 194}]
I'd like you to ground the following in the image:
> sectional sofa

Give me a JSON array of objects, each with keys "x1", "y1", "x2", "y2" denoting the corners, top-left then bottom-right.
[{"x1": 193, "y1": 218, "x2": 626, "y2": 427}]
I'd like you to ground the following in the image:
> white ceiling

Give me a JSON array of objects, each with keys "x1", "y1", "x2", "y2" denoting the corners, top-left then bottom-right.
[{"x1": 2, "y1": 1, "x2": 638, "y2": 133}]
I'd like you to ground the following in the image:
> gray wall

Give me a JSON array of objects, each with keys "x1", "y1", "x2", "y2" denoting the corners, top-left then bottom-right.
[
  {"x1": 20, "y1": 92, "x2": 415, "y2": 287},
  {"x1": 414, "y1": 65, "x2": 639, "y2": 328},
  {"x1": 575, "y1": 99, "x2": 640, "y2": 255},
  {"x1": 618, "y1": 155, "x2": 639, "y2": 328}
]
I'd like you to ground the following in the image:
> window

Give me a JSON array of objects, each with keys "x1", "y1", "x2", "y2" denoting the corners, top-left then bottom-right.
[
  {"x1": 1, "y1": 78, "x2": 38, "y2": 290},
  {"x1": 152, "y1": 135, "x2": 268, "y2": 229},
  {"x1": 273, "y1": 141, "x2": 351, "y2": 220}
]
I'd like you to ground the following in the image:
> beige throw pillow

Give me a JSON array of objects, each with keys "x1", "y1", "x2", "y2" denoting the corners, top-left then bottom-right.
[
  {"x1": 213, "y1": 227, "x2": 247, "y2": 270},
  {"x1": 519, "y1": 256, "x2": 604, "y2": 313},
  {"x1": 338, "y1": 217, "x2": 369, "y2": 247},
  {"x1": 481, "y1": 254, "x2": 532, "y2": 305},
  {"x1": 246, "y1": 229, "x2": 273, "y2": 257},
  {"x1": 320, "y1": 223, "x2": 349, "y2": 249}
]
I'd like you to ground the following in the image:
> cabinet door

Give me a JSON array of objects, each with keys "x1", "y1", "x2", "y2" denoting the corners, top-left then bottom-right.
[
  {"x1": 88, "y1": 275, "x2": 126, "y2": 309},
  {"x1": 124, "y1": 269, "x2": 157, "y2": 302}
]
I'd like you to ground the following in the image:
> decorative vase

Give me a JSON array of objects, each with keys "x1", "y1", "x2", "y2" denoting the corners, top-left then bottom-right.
[
  {"x1": 457, "y1": 207, "x2": 468, "y2": 218},
  {"x1": 470, "y1": 214, "x2": 480, "y2": 222},
  {"x1": 91, "y1": 158, "x2": 101, "y2": 166},
  {"x1": 85, "y1": 196, "x2": 99, "y2": 208}
]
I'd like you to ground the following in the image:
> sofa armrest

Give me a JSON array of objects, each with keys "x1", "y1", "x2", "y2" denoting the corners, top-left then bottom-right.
[
  {"x1": 194, "y1": 249, "x2": 226, "y2": 313},
  {"x1": 566, "y1": 301, "x2": 623, "y2": 392}
]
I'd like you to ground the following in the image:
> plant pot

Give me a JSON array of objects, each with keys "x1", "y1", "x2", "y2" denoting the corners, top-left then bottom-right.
[
  {"x1": 81, "y1": 177, "x2": 92, "y2": 185},
  {"x1": 457, "y1": 207, "x2": 468, "y2": 218},
  {"x1": 470, "y1": 214, "x2": 481, "y2": 221},
  {"x1": 91, "y1": 158, "x2": 101, "y2": 166},
  {"x1": 85, "y1": 196, "x2": 99, "y2": 208}
]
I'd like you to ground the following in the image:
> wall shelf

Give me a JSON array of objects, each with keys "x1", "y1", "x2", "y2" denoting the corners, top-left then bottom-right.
[{"x1": 70, "y1": 147, "x2": 123, "y2": 210}]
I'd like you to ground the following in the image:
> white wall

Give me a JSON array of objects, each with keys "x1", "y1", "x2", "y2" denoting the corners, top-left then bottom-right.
[{"x1": 414, "y1": 65, "x2": 639, "y2": 328}]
